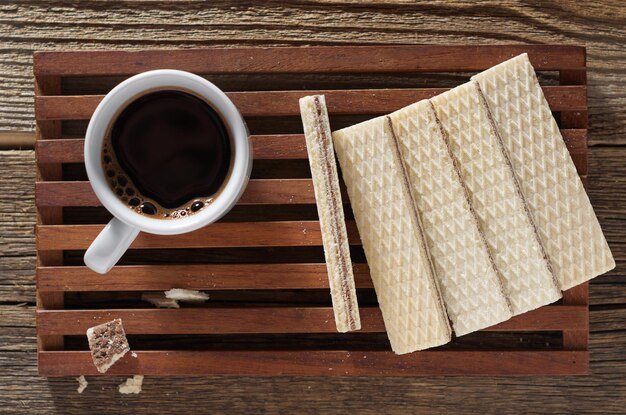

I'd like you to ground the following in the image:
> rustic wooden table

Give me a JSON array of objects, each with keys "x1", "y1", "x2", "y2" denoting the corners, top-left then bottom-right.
[{"x1": 1, "y1": 2, "x2": 624, "y2": 414}]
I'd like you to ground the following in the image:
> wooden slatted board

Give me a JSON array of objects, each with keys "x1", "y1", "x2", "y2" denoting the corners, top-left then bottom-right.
[{"x1": 34, "y1": 45, "x2": 590, "y2": 376}]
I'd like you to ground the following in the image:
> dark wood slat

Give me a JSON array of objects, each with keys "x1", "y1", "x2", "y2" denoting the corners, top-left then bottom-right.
[
  {"x1": 563, "y1": 283, "x2": 590, "y2": 351},
  {"x1": 31, "y1": 45, "x2": 590, "y2": 379},
  {"x1": 560, "y1": 68, "x2": 588, "y2": 130},
  {"x1": 37, "y1": 264, "x2": 374, "y2": 291},
  {"x1": 34, "y1": 86, "x2": 586, "y2": 120},
  {"x1": 35, "y1": 129, "x2": 587, "y2": 164},
  {"x1": 33, "y1": 45, "x2": 585, "y2": 77},
  {"x1": 35, "y1": 75, "x2": 65, "y2": 352},
  {"x1": 37, "y1": 221, "x2": 358, "y2": 249},
  {"x1": 559, "y1": 69, "x2": 588, "y2": 177},
  {"x1": 36, "y1": 179, "x2": 318, "y2": 207},
  {"x1": 560, "y1": 61, "x2": 589, "y2": 354},
  {"x1": 36, "y1": 305, "x2": 586, "y2": 336},
  {"x1": 38, "y1": 307, "x2": 385, "y2": 335},
  {"x1": 38, "y1": 350, "x2": 588, "y2": 376},
  {"x1": 36, "y1": 135, "x2": 307, "y2": 163}
]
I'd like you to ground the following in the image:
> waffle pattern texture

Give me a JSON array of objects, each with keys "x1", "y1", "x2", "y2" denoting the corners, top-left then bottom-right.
[
  {"x1": 472, "y1": 54, "x2": 615, "y2": 290},
  {"x1": 430, "y1": 81, "x2": 561, "y2": 315},
  {"x1": 333, "y1": 116, "x2": 451, "y2": 354},
  {"x1": 388, "y1": 100, "x2": 511, "y2": 335}
]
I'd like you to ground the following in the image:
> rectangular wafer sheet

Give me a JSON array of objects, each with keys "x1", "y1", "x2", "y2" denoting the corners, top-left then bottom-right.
[
  {"x1": 472, "y1": 54, "x2": 615, "y2": 290},
  {"x1": 431, "y1": 81, "x2": 562, "y2": 315},
  {"x1": 388, "y1": 100, "x2": 511, "y2": 335},
  {"x1": 333, "y1": 116, "x2": 451, "y2": 353}
]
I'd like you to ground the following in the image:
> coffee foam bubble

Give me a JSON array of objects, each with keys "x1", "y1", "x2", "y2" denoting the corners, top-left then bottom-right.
[{"x1": 101, "y1": 141, "x2": 212, "y2": 219}]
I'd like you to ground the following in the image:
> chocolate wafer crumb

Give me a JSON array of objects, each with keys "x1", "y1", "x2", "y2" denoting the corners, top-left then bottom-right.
[{"x1": 86, "y1": 318, "x2": 130, "y2": 374}]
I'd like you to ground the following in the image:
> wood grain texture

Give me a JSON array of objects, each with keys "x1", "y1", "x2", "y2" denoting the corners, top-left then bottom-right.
[
  {"x1": 36, "y1": 221, "x2": 359, "y2": 249},
  {"x1": 33, "y1": 86, "x2": 586, "y2": 120},
  {"x1": 37, "y1": 350, "x2": 588, "y2": 377},
  {"x1": 36, "y1": 263, "x2": 373, "y2": 291},
  {"x1": 0, "y1": 1, "x2": 623, "y2": 145},
  {"x1": 32, "y1": 45, "x2": 585, "y2": 76},
  {"x1": 35, "y1": 306, "x2": 586, "y2": 335},
  {"x1": 34, "y1": 75, "x2": 64, "y2": 351},
  {"x1": 35, "y1": 179, "x2": 319, "y2": 206},
  {"x1": 31, "y1": 44, "x2": 592, "y2": 376},
  {"x1": 1, "y1": 0, "x2": 625, "y2": 413}
]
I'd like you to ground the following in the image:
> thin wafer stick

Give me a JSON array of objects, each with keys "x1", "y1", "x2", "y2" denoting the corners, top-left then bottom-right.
[{"x1": 299, "y1": 95, "x2": 360, "y2": 332}]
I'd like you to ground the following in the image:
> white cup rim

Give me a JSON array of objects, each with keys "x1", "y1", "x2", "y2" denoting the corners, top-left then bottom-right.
[{"x1": 85, "y1": 70, "x2": 251, "y2": 235}]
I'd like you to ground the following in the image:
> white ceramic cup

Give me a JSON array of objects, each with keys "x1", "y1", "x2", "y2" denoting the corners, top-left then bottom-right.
[{"x1": 84, "y1": 70, "x2": 251, "y2": 274}]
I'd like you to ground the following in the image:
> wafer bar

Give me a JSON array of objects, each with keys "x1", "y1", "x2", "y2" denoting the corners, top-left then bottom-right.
[
  {"x1": 431, "y1": 81, "x2": 561, "y2": 315},
  {"x1": 86, "y1": 318, "x2": 130, "y2": 373},
  {"x1": 388, "y1": 100, "x2": 512, "y2": 335},
  {"x1": 299, "y1": 95, "x2": 361, "y2": 332},
  {"x1": 333, "y1": 116, "x2": 451, "y2": 353},
  {"x1": 472, "y1": 54, "x2": 615, "y2": 290}
]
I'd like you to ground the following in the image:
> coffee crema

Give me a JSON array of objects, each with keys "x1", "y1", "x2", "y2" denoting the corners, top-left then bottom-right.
[{"x1": 102, "y1": 89, "x2": 232, "y2": 219}]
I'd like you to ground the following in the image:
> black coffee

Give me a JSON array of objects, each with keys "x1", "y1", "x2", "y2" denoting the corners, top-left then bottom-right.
[{"x1": 102, "y1": 90, "x2": 231, "y2": 219}]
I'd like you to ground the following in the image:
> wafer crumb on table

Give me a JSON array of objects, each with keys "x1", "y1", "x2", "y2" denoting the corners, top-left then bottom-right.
[{"x1": 118, "y1": 375, "x2": 144, "y2": 394}]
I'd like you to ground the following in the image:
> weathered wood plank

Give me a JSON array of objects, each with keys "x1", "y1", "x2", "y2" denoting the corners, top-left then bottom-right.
[{"x1": 1, "y1": 1, "x2": 623, "y2": 145}]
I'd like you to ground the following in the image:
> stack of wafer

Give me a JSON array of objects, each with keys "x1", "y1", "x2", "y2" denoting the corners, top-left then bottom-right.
[
  {"x1": 298, "y1": 53, "x2": 614, "y2": 354},
  {"x1": 430, "y1": 81, "x2": 561, "y2": 315},
  {"x1": 333, "y1": 116, "x2": 451, "y2": 353},
  {"x1": 472, "y1": 54, "x2": 614, "y2": 290},
  {"x1": 388, "y1": 100, "x2": 512, "y2": 335}
]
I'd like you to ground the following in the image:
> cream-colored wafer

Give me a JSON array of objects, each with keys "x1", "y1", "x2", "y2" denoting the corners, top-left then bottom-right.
[
  {"x1": 472, "y1": 54, "x2": 615, "y2": 290},
  {"x1": 431, "y1": 81, "x2": 562, "y2": 315},
  {"x1": 388, "y1": 100, "x2": 512, "y2": 335},
  {"x1": 299, "y1": 95, "x2": 360, "y2": 332},
  {"x1": 333, "y1": 116, "x2": 451, "y2": 353}
]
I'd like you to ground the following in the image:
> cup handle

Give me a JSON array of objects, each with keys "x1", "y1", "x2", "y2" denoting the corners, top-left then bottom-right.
[{"x1": 84, "y1": 217, "x2": 140, "y2": 274}]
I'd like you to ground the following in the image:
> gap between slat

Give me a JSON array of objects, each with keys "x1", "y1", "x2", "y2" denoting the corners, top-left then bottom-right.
[{"x1": 35, "y1": 173, "x2": 588, "y2": 209}]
